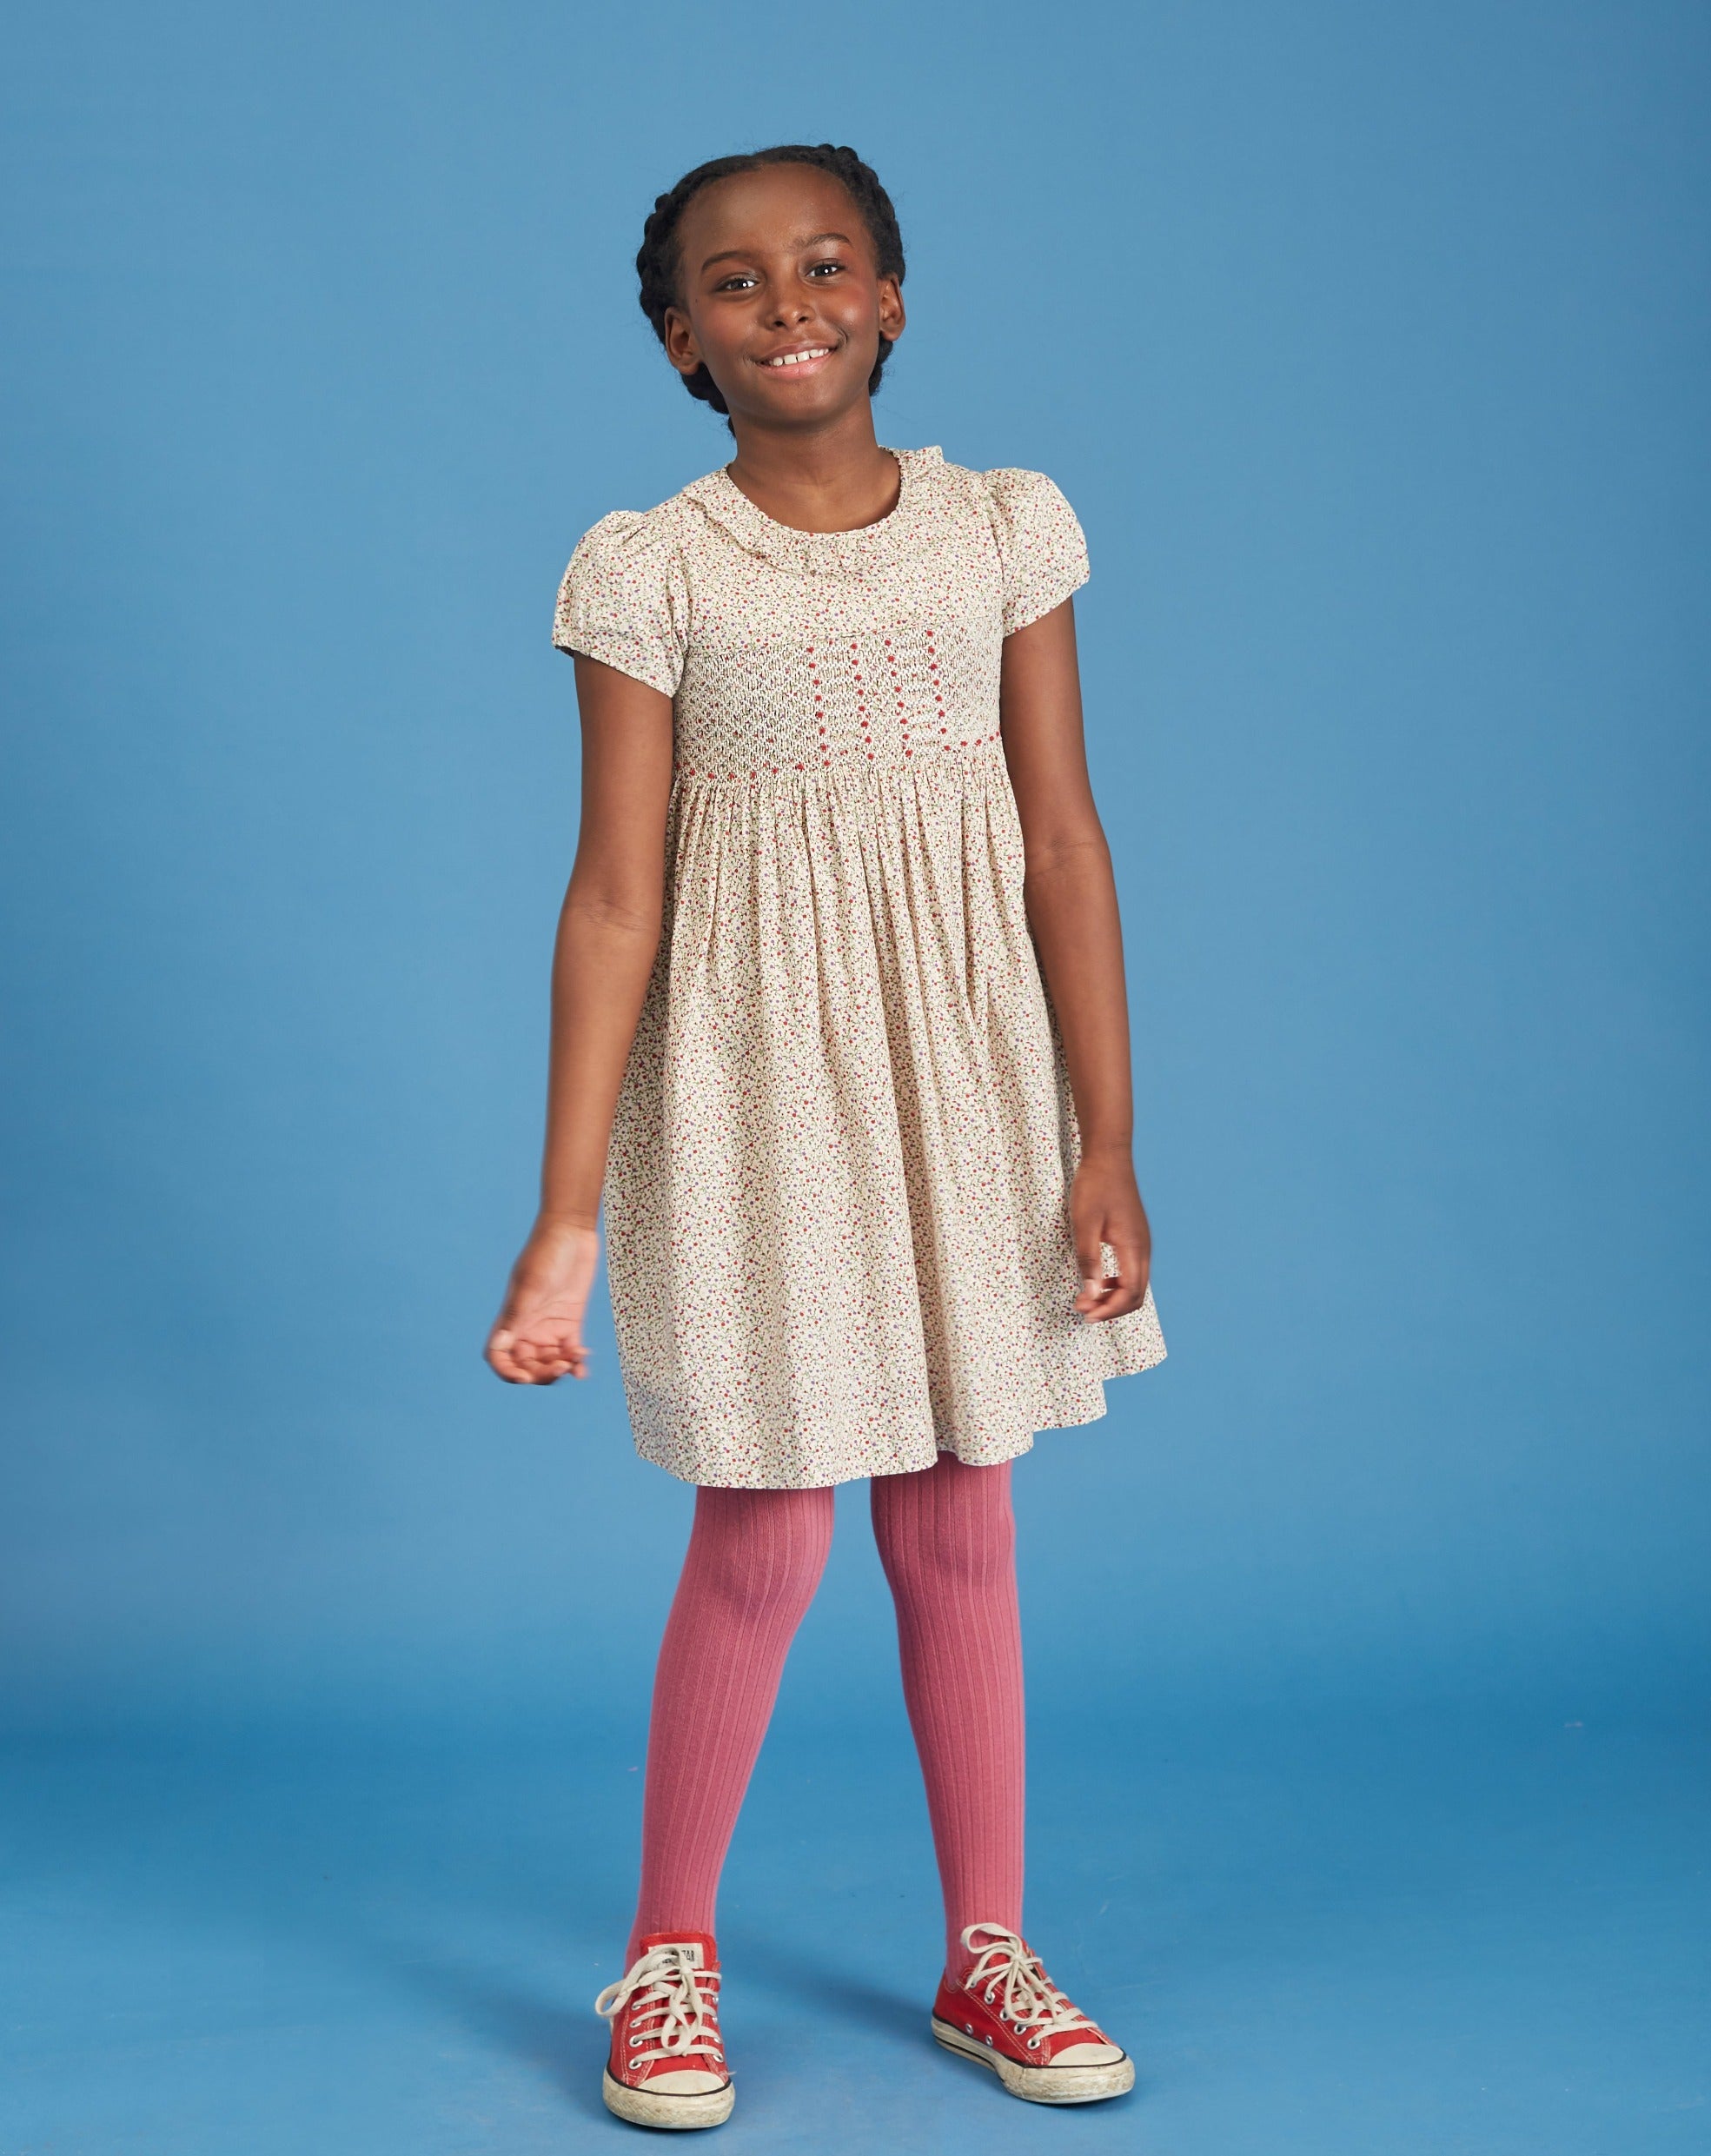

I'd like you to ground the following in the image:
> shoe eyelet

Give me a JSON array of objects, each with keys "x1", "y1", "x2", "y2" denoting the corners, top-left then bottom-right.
[
  {"x1": 629, "y1": 2035, "x2": 642, "y2": 2047},
  {"x1": 984, "y1": 1988, "x2": 995, "y2": 2003},
  {"x1": 985, "y1": 2035, "x2": 994, "y2": 2047},
  {"x1": 1027, "y1": 2037, "x2": 1041, "y2": 2050}
]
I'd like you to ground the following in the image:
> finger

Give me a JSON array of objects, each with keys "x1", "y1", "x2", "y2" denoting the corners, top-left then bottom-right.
[
  {"x1": 1108, "y1": 1228, "x2": 1150, "y2": 1314},
  {"x1": 1072, "y1": 1237, "x2": 1104, "y2": 1283},
  {"x1": 1071, "y1": 1225, "x2": 1128, "y2": 1320},
  {"x1": 511, "y1": 1340, "x2": 552, "y2": 1382},
  {"x1": 1086, "y1": 1233, "x2": 1148, "y2": 1321},
  {"x1": 487, "y1": 1343, "x2": 532, "y2": 1383},
  {"x1": 520, "y1": 1333, "x2": 578, "y2": 1383},
  {"x1": 1071, "y1": 1224, "x2": 1106, "y2": 1310},
  {"x1": 540, "y1": 1323, "x2": 587, "y2": 1379},
  {"x1": 521, "y1": 1337, "x2": 567, "y2": 1379}
]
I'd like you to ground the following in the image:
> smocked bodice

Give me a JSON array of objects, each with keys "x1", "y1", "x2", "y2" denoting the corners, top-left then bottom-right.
[{"x1": 553, "y1": 446, "x2": 1089, "y2": 792}]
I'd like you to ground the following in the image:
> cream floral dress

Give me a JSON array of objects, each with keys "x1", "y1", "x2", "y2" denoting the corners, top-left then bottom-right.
[{"x1": 554, "y1": 445, "x2": 1165, "y2": 1489}]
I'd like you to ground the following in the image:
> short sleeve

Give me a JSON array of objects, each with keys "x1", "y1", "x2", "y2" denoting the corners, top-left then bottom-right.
[
  {"x1": 985, "y1": 468, "x2": 1091, "y2": 635},
  {"x1": 552, "y1": 509, "x2": 689, "y2": 699}
]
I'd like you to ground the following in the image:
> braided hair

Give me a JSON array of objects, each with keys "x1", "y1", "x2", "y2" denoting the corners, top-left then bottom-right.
[{"x1": 636, "y1": 144, "x2": 905, "y2": 421}]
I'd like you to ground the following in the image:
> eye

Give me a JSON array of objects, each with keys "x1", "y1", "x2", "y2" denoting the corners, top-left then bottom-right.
[
  {"x1": 713, "y1": 272, "x2": 759, "y2": 292},
  {"x1": 806, "y1": 260, "x2": 846, "y2": 278}
]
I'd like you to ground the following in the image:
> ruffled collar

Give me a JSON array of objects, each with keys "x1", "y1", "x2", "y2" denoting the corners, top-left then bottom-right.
[{"x1": 681, "y1": 445, "x2": 947, "y2": 576}]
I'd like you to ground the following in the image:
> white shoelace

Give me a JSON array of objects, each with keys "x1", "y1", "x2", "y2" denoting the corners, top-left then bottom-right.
[
  {"x1": 594, "y1": 1944, "x2": 725, "y2": 2073},
  {"x1": 959, "y1": 1924, "x2": 1098, "y2": 2050}
]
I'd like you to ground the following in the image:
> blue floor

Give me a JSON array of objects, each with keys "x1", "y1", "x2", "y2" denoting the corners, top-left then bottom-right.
[{"x1": 2, "y1": 1704, "x2": 1705, "y2": 2154}]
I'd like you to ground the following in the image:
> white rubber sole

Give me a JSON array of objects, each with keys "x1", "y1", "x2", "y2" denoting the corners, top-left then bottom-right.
[
  {"x1": 601, "y1": 2067, "x2": 735, "y2": 2129},
  {"x1": 931, "y1": 2015, "x2": 1136, "y2": 2104}
]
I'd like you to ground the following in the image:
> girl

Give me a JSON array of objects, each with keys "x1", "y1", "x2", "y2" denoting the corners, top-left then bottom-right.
[{"x1": 486, "y1": 143, "x2": 1165, "y2": 2130}]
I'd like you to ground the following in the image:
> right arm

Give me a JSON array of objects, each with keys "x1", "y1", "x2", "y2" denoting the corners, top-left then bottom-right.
[{"x1": 484, "y1": 653, "x2": 675, "y2": 1383}]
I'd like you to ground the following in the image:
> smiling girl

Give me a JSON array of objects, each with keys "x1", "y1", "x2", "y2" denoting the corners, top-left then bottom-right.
[{"x1": 486, "y1": 142, "x2": 1165, "y2": 2129}]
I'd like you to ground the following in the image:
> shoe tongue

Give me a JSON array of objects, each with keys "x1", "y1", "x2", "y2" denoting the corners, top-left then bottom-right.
[
  {"x1": 637, "y1": 1932, "x2": 714, "y2": 1967},
  {"x1": 955, "y1": 1928, "x2": 1032, "y2": 1987}
]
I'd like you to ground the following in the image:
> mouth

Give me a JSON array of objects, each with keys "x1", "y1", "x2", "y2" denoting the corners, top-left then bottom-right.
[{"x1": 755, "y1": 343, "x2": 837, "y2": 374}]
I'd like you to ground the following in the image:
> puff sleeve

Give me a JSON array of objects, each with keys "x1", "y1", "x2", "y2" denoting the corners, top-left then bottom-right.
[
  {"x1": 985, "y1": 468, "x2": 1091, "y2": 635},
  {"x1": 552, "y1": 510, "x2": 690, "y2": 699}
]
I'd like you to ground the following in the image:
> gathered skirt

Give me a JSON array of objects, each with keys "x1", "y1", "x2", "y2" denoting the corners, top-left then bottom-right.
[{"x1": 602, "y1": 741, "x2": 1166, "y2": 1489}]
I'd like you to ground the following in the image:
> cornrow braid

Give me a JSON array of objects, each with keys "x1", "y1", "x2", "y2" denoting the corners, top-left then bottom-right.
[{"x1": 636, "y1": 143, "x2": 905, "y2": 421}]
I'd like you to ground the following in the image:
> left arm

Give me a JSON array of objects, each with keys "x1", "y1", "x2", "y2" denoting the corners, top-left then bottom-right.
[{"x1": 999, "y1": 598, "x2": 1153, "y2": 1319}]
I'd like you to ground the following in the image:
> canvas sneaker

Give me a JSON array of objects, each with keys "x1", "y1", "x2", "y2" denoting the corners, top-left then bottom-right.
[
  {"x1": 594, "y1": 1932, "x2": 734, "y2": 2129},
  {"x1": 931, "y1": 1921, "x2": 1135, "y2": 2104}
]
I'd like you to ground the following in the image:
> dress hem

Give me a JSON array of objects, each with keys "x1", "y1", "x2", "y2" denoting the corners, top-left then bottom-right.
[{"x1": 628, "y1": 1341, "x2": 1167, "y2": 1492}]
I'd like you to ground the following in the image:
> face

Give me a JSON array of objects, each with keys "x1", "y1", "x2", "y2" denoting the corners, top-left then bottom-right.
[{"x1": 663, "y1": 164, "x2": 905, "y2": 431}]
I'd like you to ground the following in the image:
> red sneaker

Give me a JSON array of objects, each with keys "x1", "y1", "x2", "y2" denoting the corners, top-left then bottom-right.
[
  {"x1": 594, "y1": 1932, "x2": 734, "y2": 2129},
  {"x1": 931, "y1": 1922, "x2": 1135, "y2": 2105}
]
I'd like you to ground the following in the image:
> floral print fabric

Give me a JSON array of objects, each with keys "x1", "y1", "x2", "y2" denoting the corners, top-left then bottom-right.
[{"x1": 554, "y1": 446, "x2": 1165, "y2": 1489}]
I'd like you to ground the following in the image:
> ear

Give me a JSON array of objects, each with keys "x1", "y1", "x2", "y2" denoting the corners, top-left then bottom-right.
[
  {"x1": 662, "y1": 305, "x2": 703, "y2": 379},
  {"x1": 876, "y1": 275, "x2": 905, "y2": 346}
]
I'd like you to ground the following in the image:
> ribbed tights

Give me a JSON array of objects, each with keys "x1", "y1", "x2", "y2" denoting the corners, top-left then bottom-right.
[{"x1": 627, "y1": 1453, "x2": 1024, "y2": 1978}]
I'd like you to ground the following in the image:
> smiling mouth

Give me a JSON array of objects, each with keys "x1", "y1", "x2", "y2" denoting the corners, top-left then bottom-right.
[{"x1": 759, "y1": 345, "x2": 834, "y2": 368}]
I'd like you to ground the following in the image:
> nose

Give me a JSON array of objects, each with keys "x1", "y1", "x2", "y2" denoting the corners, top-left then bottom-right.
[{"x1": 765, "y1": 290, "x2": 813, "y2": 328}]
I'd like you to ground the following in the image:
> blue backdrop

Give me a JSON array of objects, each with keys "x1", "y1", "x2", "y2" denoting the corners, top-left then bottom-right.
[{"x1": 2, "y1": 5, "x2": 1706, "y2": 2152}]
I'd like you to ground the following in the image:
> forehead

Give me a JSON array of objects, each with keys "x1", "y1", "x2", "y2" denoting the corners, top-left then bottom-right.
[{"x1": 679, "y1": 163, "x2": 873, "y2": 265}]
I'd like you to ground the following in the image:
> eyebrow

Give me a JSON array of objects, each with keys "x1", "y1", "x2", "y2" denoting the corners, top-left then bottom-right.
[{"x1": 700, "y1": 231, "x2": 853, "y2": 272}]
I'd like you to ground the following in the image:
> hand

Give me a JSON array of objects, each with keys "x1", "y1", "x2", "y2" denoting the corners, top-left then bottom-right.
[
  {"x1": 485, "y1": 1216, "x2": 600, "y2": 1383},
  {"x1": 1070, "y1": 1150, "x2": 1152, "y2": 1321}
]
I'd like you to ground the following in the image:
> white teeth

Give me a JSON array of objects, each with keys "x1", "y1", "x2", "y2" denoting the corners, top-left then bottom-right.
[{"x1": 766, "y1": 348, "x2": 830, "y2": 367}]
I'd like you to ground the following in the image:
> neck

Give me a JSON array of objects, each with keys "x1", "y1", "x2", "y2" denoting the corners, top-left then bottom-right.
[{"x1": 724, "y1": 407, "x2": 900, "y2": 534}]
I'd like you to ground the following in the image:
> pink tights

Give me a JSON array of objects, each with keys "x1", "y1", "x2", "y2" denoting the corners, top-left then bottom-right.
[{"x1": 627, "y1": 1452, "x2": 1025, "y2": 1978}]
